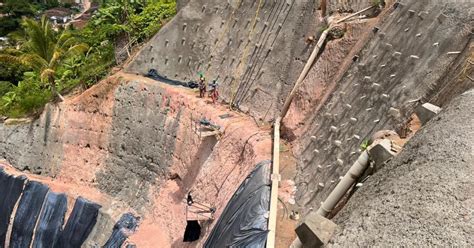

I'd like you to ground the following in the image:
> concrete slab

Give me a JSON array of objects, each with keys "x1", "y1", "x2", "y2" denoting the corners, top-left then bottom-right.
[
  {"x1": 415, "y1": 103, "x2": 441, "y2": 125},
  {"x1": 368, "y1": 139, "x2": 395, "y2": 167},
  {"x1": 295, "y1": 212, "x2": 337, "y2": 247}
]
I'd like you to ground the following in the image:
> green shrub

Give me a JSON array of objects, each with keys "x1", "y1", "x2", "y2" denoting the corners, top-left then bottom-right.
[
  {"x1": 128, "y1": 0, "x2": 177, "y2": 41},
  {"x1": 0, "y1": 49, "x2": 28, "y2": 84},
  {"x1": 360, "y1": 139, "x2": 370, "y2": 151},
  {"x1": 0, "y1": 81, "x2": 14, "y2": 96},
  {"x1": 371, "y1": 0, "x2": 382, "y2": 7},
  {"x1": 78, "y1": 44, "x2": 115, "y2": 86},
  {"x1": 0, "y1": 0, "x2": 178, "y2": 118},
  {"x1": 0, "y1": 18, "x2": 20, "y2": 37},
  {"x1": 0, "y1": 72, "x2": 51, "y2": 118}
]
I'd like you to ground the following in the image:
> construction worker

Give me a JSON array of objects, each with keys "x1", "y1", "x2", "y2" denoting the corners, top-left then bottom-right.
[
  {"x1": 198, "y1": 75, "x2": 207, "y2": 98},
  {"x1": 187, "y1": 192, "x2": 194, "y2": 206},
  {"x1": 208, "y1": 80, "x2": 219, "y2": 104}
]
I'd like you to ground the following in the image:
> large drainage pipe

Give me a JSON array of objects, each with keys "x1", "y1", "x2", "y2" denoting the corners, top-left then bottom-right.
[
  {"x1": 280, "y1": 28, "x2": 331, "y2": 119},
  {"x1": 291, "y1": 139, "x2": 393, "y2": 247},
  {"x1": 316, "y1": 150, "x2": 369, "y2": 217},
  {"x1": 289, "y1": 150, "x2": 370, "y2": 248}
]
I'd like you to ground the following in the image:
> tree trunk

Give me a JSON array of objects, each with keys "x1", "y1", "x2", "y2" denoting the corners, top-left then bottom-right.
[{"x1": 49, "y1": 76, "x2": 64, "y2": 102}]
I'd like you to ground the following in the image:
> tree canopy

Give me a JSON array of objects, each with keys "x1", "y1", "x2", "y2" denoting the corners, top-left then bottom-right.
[{"x1": 0, "y1": 0, "x2": 176, "y2": 118}]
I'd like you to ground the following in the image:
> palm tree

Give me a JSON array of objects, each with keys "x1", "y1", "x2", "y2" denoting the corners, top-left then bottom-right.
[{"x1": 0, "y1": 16, "x2": 88, "y2": 101}]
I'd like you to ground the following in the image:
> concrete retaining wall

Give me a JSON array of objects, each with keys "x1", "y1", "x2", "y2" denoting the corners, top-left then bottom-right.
[
  {"x1": 329, "y1": 89, "x2": 474, "y2": 247},
  {"x1": 126, "y1": 0, "x2": 320, "y2": 120},
  {"x1": 294, "y1": 0, "x2": 473, "y2": 214}
]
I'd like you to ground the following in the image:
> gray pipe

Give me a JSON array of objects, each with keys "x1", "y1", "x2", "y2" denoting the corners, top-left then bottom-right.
[
  {"x1": 290, "y1": 151, "x2": 370, "y2": 248},
  {"x1": 316, "y1": 150, "x2": 370, "y2": 216}
]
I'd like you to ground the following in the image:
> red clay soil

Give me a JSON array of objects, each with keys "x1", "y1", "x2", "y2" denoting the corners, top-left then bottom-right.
[
  {"x1": 2, "y1": 71, "x2": 272, "y2": 247},
  {"x1": 275, "y1": 141, "x2": 299, "y2": 248},
  {"x1": 0, "y1": 76, "x2": 132, "y2": 221},
  {"x1": 114, "y1": 73, "x2": 272, "y2": 247}
]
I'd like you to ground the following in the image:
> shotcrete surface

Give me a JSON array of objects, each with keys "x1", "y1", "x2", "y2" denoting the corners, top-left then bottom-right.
[
  {"x1": 0, "y1": 72, "x2": 272, "y2": 247},
  {"x1": 289, "y1": 0, "x2": 473, "y2": 215},
  {"x1": 329, "y1": 89, "x2": 474, "y2": 247},
  {"x1": 127, "y1": 0, "x2": 320, "y2": 120}
]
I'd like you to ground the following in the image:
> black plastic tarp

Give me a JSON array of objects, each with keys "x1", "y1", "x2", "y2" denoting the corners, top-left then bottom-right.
[
  {"x1": 183, "y1": 220, "x2": 201, "y2": 242},
  {"x1": 55, "y1": 197, "x2": 101, "y2": 248},
  {"x1": 10, "y1": 181, "x2": 49, "y2": 247},
  {"x1": 103, "y1": 213, "x2": 139, "y2": 248},
  {"x1": 146, "y1": 69, "x2": 198, "y2": 88},
  {"x1": 204, "y1": 160, "x2": 271, "y2": 248},
  {"x1": 0, "y1": 168, "x2": 26, "y2": 246},
  {"x1": 32, "y1": 192, "x2": 68, "y2": 248}
]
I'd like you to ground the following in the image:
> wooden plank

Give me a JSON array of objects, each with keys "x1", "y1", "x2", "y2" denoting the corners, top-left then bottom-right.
[
  {"x1": 198, "y1": 130, "x2": 221, "y2": 138},
  {"x1": 266, "y1": 117, "x2": 281, "y2": 248},
  {"x1": 335, "y1": 5, "x2": 375, "y2": 24}
]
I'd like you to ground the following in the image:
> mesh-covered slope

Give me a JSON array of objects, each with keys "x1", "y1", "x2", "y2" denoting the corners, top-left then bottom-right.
[{"x1": 127, "y1": 0, "x2": 320, "y2": 120}]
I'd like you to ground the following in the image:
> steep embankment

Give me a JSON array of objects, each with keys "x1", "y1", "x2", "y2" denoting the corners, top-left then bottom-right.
[
  {"x1": 0, "y1": 72, "x2": 272, "y2": 246},
  {"x1": 126, "y1": 0, "x2": 320, "y2": 120},
  {"x1": 329, "y1": 89, "x2": 474, "y2": 247},
  {"x1": 284, "y1": 0, "x2": 473, "y2": 216}
]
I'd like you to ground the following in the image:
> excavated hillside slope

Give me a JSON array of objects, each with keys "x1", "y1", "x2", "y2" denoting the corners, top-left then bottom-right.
[
  {"x1": 0, "y1": 73, "x2": 272, "y2": 246},
  {"x1": 126, "y1": 0, "x2": 319, "y2": 120},
  {"x1": 286, "y1": 0, "x2": 473, "y2": 216},
  {"x1": 1, "y1": 0, "x2": 473, "y2": 246},
  {"x1": 329, "y1": 89, "x2": 474, "y2": 247}
]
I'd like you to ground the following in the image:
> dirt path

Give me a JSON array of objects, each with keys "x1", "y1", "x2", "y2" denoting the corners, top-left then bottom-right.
[{"x1": 275, "y1": 141, "x2": 299, "y2": 247}]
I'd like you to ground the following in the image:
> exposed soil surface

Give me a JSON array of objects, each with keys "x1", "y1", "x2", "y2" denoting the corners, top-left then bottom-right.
[
  {"x1": 1, "y1": 71, "x2": 273, "y2": 247},
  {"x1": 115, "y1": 73, "x2": 273, "y2": 247},
  {"x1": 275, "y1": 141, "x2": 298, "y2": 248},
  {"x1": 1, "y1": 0, "x2": 472, "y2": 247},
  {"x1": 283, "y1": 15, "x2": 380, "y2": 140}
]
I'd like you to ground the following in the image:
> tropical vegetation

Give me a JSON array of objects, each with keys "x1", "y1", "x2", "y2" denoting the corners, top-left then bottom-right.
[{"x1": 0, "y1": 0, "x2": 176, "y2": 118}]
